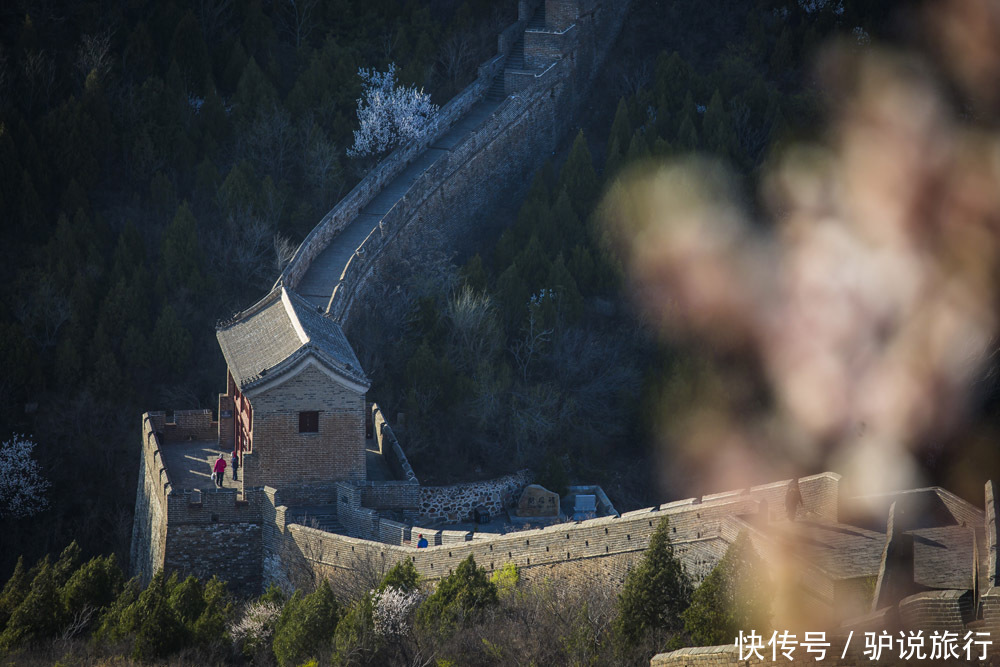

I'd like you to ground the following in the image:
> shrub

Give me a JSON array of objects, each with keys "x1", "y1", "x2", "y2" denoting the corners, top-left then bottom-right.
[
  {"x1": 489, "y1": 562, "x2": 519, "y2": 598},
  {"x1": 272, "y1": 579, "x2": 339, "y2": 667},
  {"x1": 378, "y1": 559, "x2": 419, "y2": 593},
  {"x1": 417, "y1": 555, "x2": 497, "y2": 635}
]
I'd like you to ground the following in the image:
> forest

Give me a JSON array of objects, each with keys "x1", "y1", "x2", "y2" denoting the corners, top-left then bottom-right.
[{"x1": 4, "y1": 0, "x2": 995, "y2": 663}]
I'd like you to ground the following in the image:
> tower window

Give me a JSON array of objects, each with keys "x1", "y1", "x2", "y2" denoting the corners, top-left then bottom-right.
[{"x1": 299, "y1": 411, "x2": 319, "y2": 433}]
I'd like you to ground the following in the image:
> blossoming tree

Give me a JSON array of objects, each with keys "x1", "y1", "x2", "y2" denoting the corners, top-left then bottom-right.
[
  {"x1": 347, "y1": 63, "x2": 439, "y2": 158},
  {"x1": 0, "y1": 435, "x2": 49, "y2": 518}
]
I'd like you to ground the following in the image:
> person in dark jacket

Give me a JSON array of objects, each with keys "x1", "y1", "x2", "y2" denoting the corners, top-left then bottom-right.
[{"x1": 231, "y1": 449, "x2": 239, "y2": 481}]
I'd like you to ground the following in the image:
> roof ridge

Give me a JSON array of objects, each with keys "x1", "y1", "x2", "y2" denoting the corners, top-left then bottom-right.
[
  {"x1": 280, "y1": 287, "x2": 310, "y2": 345},
  {"x1": 216, "y1": 286, "x2": 283, "y2": 331}
]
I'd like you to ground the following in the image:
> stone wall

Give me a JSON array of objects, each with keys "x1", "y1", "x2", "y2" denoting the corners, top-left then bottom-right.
[
  {"x1": 259, "y1": 474, "x2": 840, "y2": 594},
  {"x1": 129, "y1": 413, "x2": 172, "y2": 583},
  {"x1": 130, "y1": 412, "x2": 265, "y2": 593},
  {"x1": 372, "y1": 404, "x2": 418, "y2": 484},
  {"x1": 163, "y1": 486, "x2": 264, "y2": 594},
  {"x1": 419, "y1": 469, "x2": 532, "y2": 523}
]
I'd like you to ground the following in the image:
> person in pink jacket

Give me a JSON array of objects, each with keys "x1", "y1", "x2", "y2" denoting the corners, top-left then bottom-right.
[{"x1": 213, "y1": 455, "x2": 227, "y2": 488}]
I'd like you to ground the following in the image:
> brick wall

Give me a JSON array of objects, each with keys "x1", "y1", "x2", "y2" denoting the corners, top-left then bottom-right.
[
  {"x1": 897, "y1": 589, "x2": 970, "y2": 632},
  {"x1": 546, "y1": 0, "x2": 579, "y2": 31},
  {"x1": 244, "y1": 364, "x2": 365, "y2": 488},
  {"x1": 129, "y1": 414, "x2": 171, "y2": 583},
  {"x1": 148, "y1": 409, "x2": 217, "y2": 442},
  {"x1": 524, "y1": 28, "x2": 572, "y2": 69},
  {"x1": 360, "y1": 481, "x2": 420, "y2": 511}
]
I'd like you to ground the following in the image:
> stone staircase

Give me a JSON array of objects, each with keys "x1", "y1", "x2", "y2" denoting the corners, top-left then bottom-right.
[
  {"x1": 485, "y1": 74, "x2": 507, "y2": 102},
  {"x1": 286, "y1": 505, "x2": 344, "y2": 534},
  {"x1": 527, "y1": 2, "x2": 546, "y2": 31}
]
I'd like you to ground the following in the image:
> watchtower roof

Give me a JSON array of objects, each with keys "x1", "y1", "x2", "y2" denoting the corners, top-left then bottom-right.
[{"x1": 216, "y1": 286, "x2": 369, "y2": 392}]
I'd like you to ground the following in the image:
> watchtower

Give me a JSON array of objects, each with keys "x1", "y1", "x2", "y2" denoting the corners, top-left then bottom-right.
[{"x1": 215, "y1": 286, "x2": 370, "y2": 488}]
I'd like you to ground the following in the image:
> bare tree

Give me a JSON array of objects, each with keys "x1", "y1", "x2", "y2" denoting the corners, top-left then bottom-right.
[
  {"x1": 244, "y1": 104, "x2": 295, "y2": 181},
  {"x1": 274, "y1": 233, "x2": 297, "y2": 273},
  {"x1": 510, "y1": 293, "x2": 553, "y2": 384},
  {"x1": 446, "y1": 286, "x2": 502, "y2": 373},
  {"x1": 76, "y1": 28, "x2": 113, "y2": 86},
  {"x1": 15, "y1": 278, "x2": 70, "y2": 351},
  {"x1": 23, "y1": 49, "x2": 55, "y2": 112},
  {"x1": 438, "y1": 32, "x2": 474, "y2": 90},
  {"x1": 198, "y1": 0, "x2": 234, "y2": 41},
  {"x1": 301, "y1": 121, "x2": 343, "y2": 204},
  {"x1": 616, "y1": 59, "x2": 651, "y2": 98},
  {"x1": 277, "y1": 0, "x2": 319, "y2": 48}
]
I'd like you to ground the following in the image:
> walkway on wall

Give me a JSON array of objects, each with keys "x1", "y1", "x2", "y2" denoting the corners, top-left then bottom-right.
[{"x1": 295, "y1": 91, "x2": 507, "y2": 310}]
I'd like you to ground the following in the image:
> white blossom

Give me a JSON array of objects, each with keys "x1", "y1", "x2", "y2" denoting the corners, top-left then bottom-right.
[
  {"x1": 0, "y1": 434, "x2": 49, "y2": 518},
  {"x1": 347, "y1": 63, "x2": 439, "y2": 158},
  {"x1": 371, "y1": 586, "x2": 421, "y2": 638},
  {"x1": 229, "y1": 601, "x2": 280, "y2": 653}
]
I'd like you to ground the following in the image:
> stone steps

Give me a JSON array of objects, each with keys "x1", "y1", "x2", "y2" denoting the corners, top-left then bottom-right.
[{"x1": 287, "y1": 505, "x2": 344, "y2": 534}]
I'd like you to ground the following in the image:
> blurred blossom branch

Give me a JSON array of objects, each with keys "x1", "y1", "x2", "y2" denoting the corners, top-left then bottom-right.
[{"x1": 602, "y1": 20, "x2": 1000, "y2": 497}]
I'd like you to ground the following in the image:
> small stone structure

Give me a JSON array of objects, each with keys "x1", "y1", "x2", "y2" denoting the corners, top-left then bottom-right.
[{"x1": 517, "y1": 484, "x2": 560, "y2": 517}]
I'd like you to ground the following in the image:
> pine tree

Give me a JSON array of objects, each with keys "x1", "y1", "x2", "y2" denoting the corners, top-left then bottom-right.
[
  {"x1": 0, "y1": 556, "x2": 29, "y2": 629},
  {"x1": 676, "y1": 114, "x2": 699, "y2": 153},
  {"x1": 614, "y1": 517, "x2": 692, "y2": 648},
  {"x1": 559, "y1": 130, "x2": 598, "y2": 218},
  {"x1": 417, "y1": 555, "x2": 497, "y2": 632},
  {"x1": 459, "y1": 254, "x2": 488, "y2": 292},
  {"x1": 609, "y1": 98, "x2": 633, "y2": 153},
  {"x1": 547, "y1": 253, "x2": 583, "y2": 321},
  {"x1": 703, "y1": 89, "x2": 732, "y2": 157},
  {"x1": 0, "y1": 559, "x2": 64, "y2": 651},
  {"x1": 160, "y1": 201, "x2": 205, "y2": 294},
  {"x1": 272, "y1": 579, "x2": 340, "y2": 667},
  {"x1": 681, "y1": 532, "x2": 771, "y2": 646}
]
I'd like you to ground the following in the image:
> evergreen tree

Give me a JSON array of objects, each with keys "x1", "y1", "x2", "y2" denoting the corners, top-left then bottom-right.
[
  {"x1": 160, "y1": 201, "x2": 205, "y2": 293},
  {"x1": 459, "y1": 253, "x2": 488, "y2": 293},
  {"x1": 676, "y1": 114, "x2": 699, "y2": 153},
  {"x1": 681, "y1": 532, "x2": 770, "y2": 646},
  {"x1": 609, "y1": 98, "x2": 633, "y2": 153},
  {"x1": 379, "y1": 558, "x2": 420, "y2": 593},
  {"x1": 703, "y1": 89, "x2": 732, "y2": 157},
  {"x1": 417, "y1": 555, "x2": 497, "y2": 633},
  {"x1": 0, "y1": 556, "x2": 30, "y2": 630},
  {"x1": 559, "y1": 130, "x2": 598, "y2": 218},
  {"x1": 272, "y1": 579, "x2": 340, "y2": 667},
  {"x1": 152, "y1": 304, "x2": 193, "y2": 377},
  {"x1": 0, "y1": 559, "x2": 64, "y2": 651},
  {"x1": 614, "y1": 517, "x2": 692, "y2": 648},
  {"x1": 547, "y1": 254, "x2": 583, "y2": 321}
]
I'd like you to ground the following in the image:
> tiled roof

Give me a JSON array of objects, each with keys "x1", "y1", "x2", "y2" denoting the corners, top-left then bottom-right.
[{"x1": 216, "y1": 287, "x2": 369, "y2": 391}]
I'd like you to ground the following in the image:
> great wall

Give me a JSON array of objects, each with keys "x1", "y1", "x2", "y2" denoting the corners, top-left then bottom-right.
[{"x1": 129, "y1": 1, "x2": 1000, "y2": 664}]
